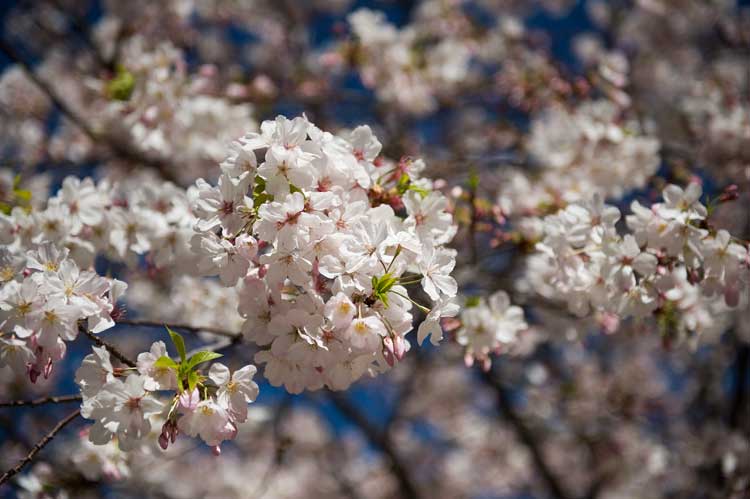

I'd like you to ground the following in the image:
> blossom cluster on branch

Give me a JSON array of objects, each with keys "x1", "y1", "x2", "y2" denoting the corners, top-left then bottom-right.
[
  {"x1": 527, "y1": 183, "x2": 747, "y2": 343},
  {"x1": 2, "y1": 0, "x2": 750, "y2": 497},
  {"x1": 0, "y1": 244, "x2": 125, "y2": 382},
  {"x1": 76, "y1": 337, "x2": 258, "y2": 455},
  {"x1": 191, "y1": 115, "x2": 459, "y2": 392}
]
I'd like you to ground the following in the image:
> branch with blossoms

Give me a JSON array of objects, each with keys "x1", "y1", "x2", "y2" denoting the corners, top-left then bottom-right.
[
  {"x1": 0, "y1": 113, "x2": 461, "y2": 489},
  {"x1": 0, "y1": 39, "x2": 178, "y2": 184},
  {"x1": 3, "y1": 1, "x2": 750, "y2": 497}
]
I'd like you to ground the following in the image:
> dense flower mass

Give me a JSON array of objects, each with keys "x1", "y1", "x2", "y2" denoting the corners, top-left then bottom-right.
[
  {"x1": 0, "y1": 243, "x2": 126, "y2": 382},
  {"x1": 76, "y1": 342, "x2": 259, "y2": 454},
  {"x1": 529, "y1": 183, "x2": 747, "y2": 343},
  {"x1": 456, "y1": 291, "x2": 528, "y2": 370},
  {"x1": 191, "y1": 115, "x2": 459, "y2": 392},
  {"x1": 343, "y1": 8, "x2": 473, "y2": 115},
  {"x1": 3, "y1": 1, "x2": 750, "y2": 498},
  {"x1": 496, "y1": 99, "x2": 660, "y2": 221}
]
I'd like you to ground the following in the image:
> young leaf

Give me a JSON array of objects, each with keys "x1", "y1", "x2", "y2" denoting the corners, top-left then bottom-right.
[
  {"x1": 465, "y1": 296, "x2": 481, "y2": 308},
  {"x1": 107, "y1": 66, "x2": 135, "y2": 101},
  {"x1": 153, "y1": 355, "x2": 179, "y2": 370},
  {"x1": 468, "y1": 169, "x2": 479, "y2": 191},
  {"x1": 166, "y1": 326, "x2": 187, "y2": 362},
  {"x1": 187, "y1": 370, "x2": 201, "y2": 392},
  {"x1": 408, "y1": 184, "x2": 429, "y2": 198},
  {"x1": 185, "y1": 351, "x2": 223, "y2": 371},
  {"x1": 396, "y1": 174, "x2": 411, "y2": 195}
]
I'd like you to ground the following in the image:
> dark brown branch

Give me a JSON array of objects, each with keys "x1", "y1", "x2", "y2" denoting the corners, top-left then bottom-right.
[
  {"x1": 0, "y1": 394, "x2": 82, "y2": 408},
  {"x1": 0, "y1": 409, "x2": 81, "y2": 486},
  {"x1": 46, "y1": 0, "x2": 116, "y2": 72},
  {"x1": 116, "y1": 319, "x2": 241, "y2": 340},
  {"x1": 0, "y1": 39, "x2": 178, "y2": 184},
  {"x1": 480, "y1": 368, "x2": 576, "y2": 499},
  {"x1": 79, "y1": 325, "x2": 136, "y2": 368},
  {"x1": 328, "y1": 393, "x2": 421, "y2": 499},
  {"x1": 248, "y1": 399, "x2": 291, "y2": 499},
  {"x1": 729, "y1": 340, "x2": 749, "y2": 430},
  {"x1": 468, "y1": 172, "x2": 479, "y2": 265}
]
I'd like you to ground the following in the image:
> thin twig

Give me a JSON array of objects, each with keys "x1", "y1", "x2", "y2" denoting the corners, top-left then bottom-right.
[
  {"x1": 0, "y1": 394, "x2": 82, "y2": 408},
  {"x1": 468, "y1": 171, "x2": 479, "y2": 265},
  {"x1": 79, "y1": 325, "x2": 136, "y2": 368},
  {"x1": 0, "y1": 409, "x2": 81, "y2": 486},
  {"x1": 116, "y1": 319, "x2": 241, "y2": 340}
]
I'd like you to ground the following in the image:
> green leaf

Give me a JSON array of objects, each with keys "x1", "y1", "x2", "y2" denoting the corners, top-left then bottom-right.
[
  {"x1": 185, "y1": 351, "x2": 223, "y2": 371},
  {"x1": 468, "y1": 169, "x2": 479, "y2": 191},
  {"x1": 253, "y1": 176, "x2": 273, "y2": 207},
  {"x1": 371, "y1": 273, "x2": 399, "y2": 308},
  {"x1": 153, "y1": 355, "x2": 179, "y2": 370},
  {"x1": 13, "y1": 189, "x2": 31, "y2": 203},
  {"x1": 106, "y1": 66, "x2": 135, "y2": 101},
  {"x1": 187, "y1": 371, "x2": 201, "y2": 392},
  {"x1": 380, "y1": 293, "x2": 390, "y2": 308},
  {"x1": 465, "y1": 296, "x2": 481, "y2": 308},
  {"x1": 396, "y1": 174, "x2": 411, "y2": 195},
  {"x1": 166, "y1": 326, "x2": 187, "y2": 362},
  {"x1": 408, "y1": 184, "x2": 429, "y2": 198}
]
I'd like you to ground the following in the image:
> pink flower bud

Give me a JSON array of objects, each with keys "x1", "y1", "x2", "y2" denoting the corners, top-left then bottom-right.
[
  {"x1": 464, "y1": 353, "x2": 474, "y2": 368},
  {"x1": 179, "y1": 388, "x2": 200, "y2": 411},
  {"x1": 382, "y1": 336, "x2": 395, "y2": 367},
  {"x1": 27, "y1": 364, "x2": 39, "y2": 384},
  {"x1": 725, "y1": 283, "x2": 740, "y2": 308},
  {"x1": 158, "y1": 432, "x2": 169, "y2": 450},
  {"x1": 481, "y1": 357, "x2": 492, "y2": 372},
  {"x1": 393, "y1": 335, "x2": 406, "y2": 361}
]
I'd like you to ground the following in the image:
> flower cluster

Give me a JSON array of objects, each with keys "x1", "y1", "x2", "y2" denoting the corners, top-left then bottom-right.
[
  {"x1": 0, "y1": 244, "x2": 126, "y2": 382},
  {"x1": 0, "y1": 66, "x2": 50, "y2": 167},
  {"x1": 76, "y1": 335, "x2": 259, "y2": 454},
  {"x1": 343, "y1": 8, "x2": 473, "y2": 115},
  {"x1": 191, "y1": 115, "x2": 459, "y2": 392},
  {"x1": 0, "y1": 174, "x2": 198, "y2": 272},
  {"x1": 456, "y1": 291, "x2": 528, "y2": 370},
  {"x1": 533, "y1": 183, "x2": 748, "y2": 341},
  {"x1": 498, "y1": 100, "x2": 660, "y2": 221},
  {"x1": 0, "y1": 172, "x2": 202, "y2": 384},
  {"x1": 681, "y1": 57, "x2": 750, "y2": 183},
  {"x1": 98, "y1": 38, "x2": 256, "y2": 182}
]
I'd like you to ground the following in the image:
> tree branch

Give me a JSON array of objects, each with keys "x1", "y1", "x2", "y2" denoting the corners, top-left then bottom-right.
[
  {"x1": 79, "y1": 325, "x2": 136, "y2": 368},
  {"x1": 116, "y1": 319, "x2": 241, "y2": 340},
  {"x1": 328, "y1": 393, "x2": 421, "y2": 499},
  {"x1": 0, "y1": 394, "x2": 82, "y2": 408},
  {"x1": 0, "y1": 409, "x2": 81, "y2": 486},
  {"x1": 46, "y1": 0, "x2": 116, "y2": 72},
  {"x1": 479, "y1": 368, "x2": 576, "y2": 499},
  {"x1": 0, "y1": 39, "x2": 178, "y2": 184},
  {"x1": 729, "y1": 340, "x2": 749, "y2": 430}
]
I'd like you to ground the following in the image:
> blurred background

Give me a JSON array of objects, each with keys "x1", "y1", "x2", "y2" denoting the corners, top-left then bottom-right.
[{"x1": 1, "y1": 0, "x2": 750, "y2": 498}]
